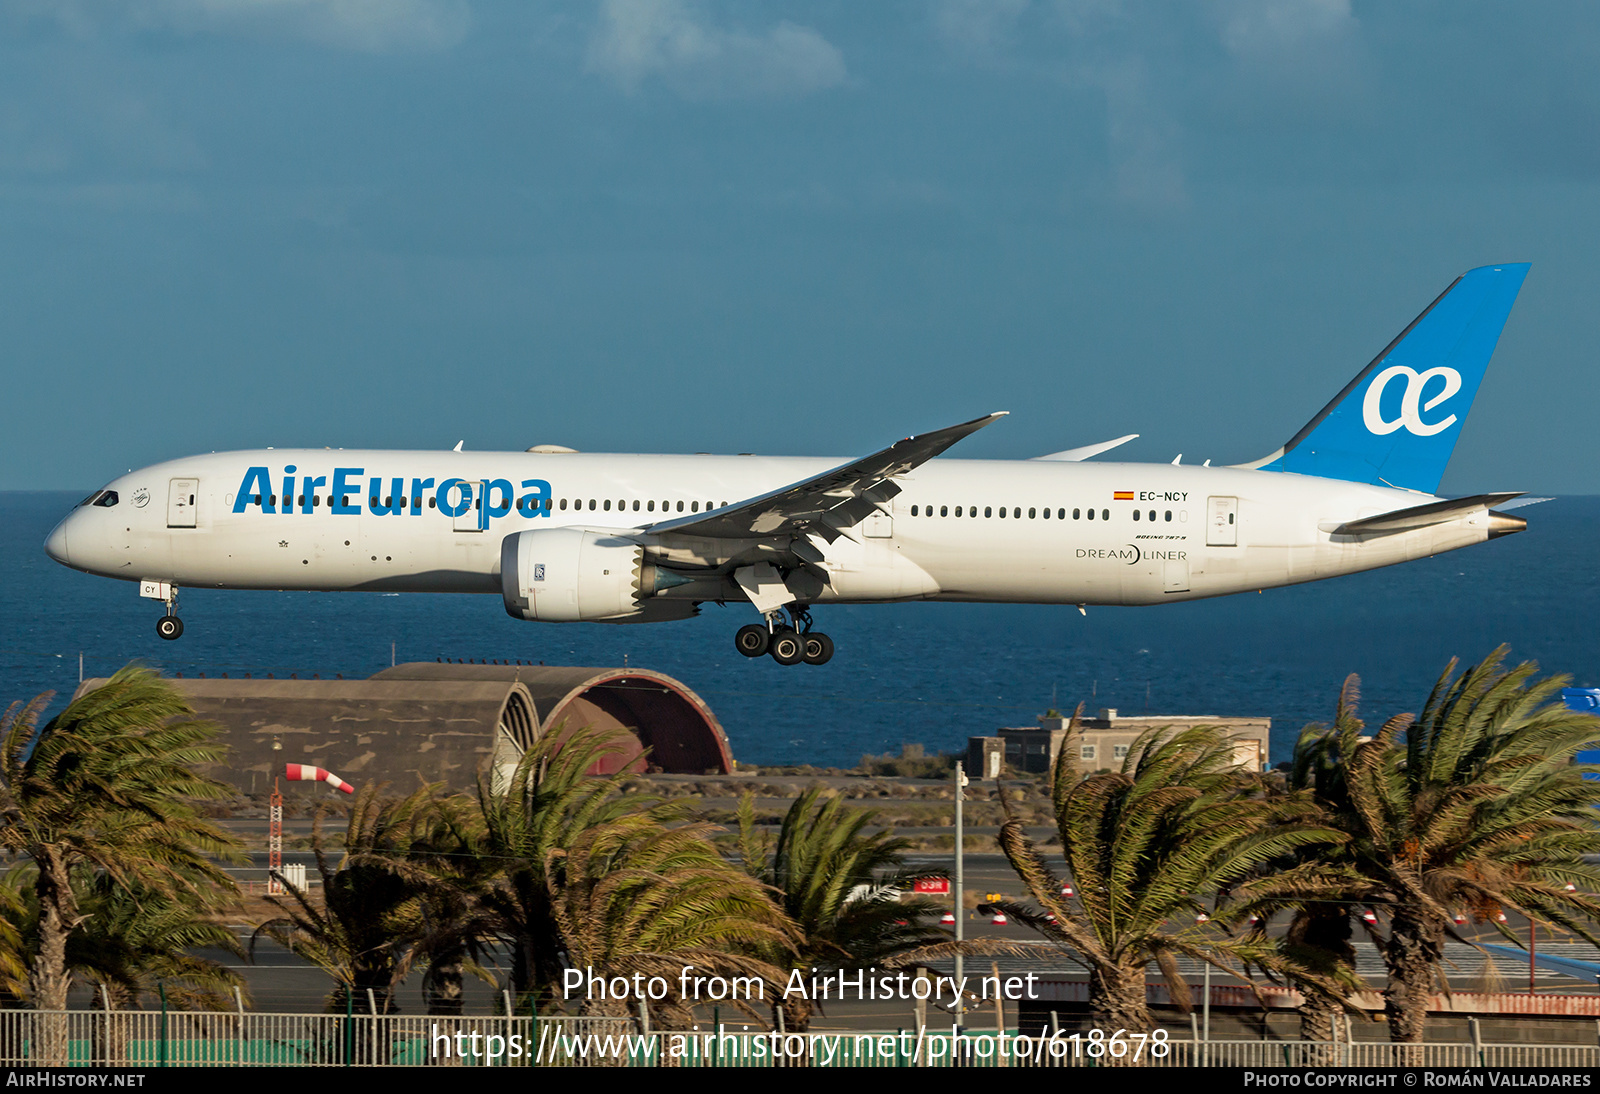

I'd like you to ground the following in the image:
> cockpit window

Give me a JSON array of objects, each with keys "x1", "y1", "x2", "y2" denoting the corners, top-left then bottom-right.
[
  {"x1": 78, "y1": 491, "x2": 103, "y2": 507},
  {"x1": 92, "y1": 491, "x2": 119, "y2": 508}
]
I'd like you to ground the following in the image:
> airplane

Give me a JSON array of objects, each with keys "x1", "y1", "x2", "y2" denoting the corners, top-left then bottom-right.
[{"x1": 45, "y1": 263, "x2": 1532, "y2": 667}]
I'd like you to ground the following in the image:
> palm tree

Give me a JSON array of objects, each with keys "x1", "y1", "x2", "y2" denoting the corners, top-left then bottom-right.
[
  {"x1": 997, "y1": 718, "x2": 1341, "y2": 1033},
  {"x1": 0, "y1": 668, "x2": 241, "y2": 1025},
  {"x1": 739, "y1": 786, "x2": 946, "y2": 1032},
  {"x1": 71, "y1": 872, "x2": 247, "y2": 1011},
  {"x1": 547, "y1": 811, "x2": 794, "y2": 1023},
  {"x1": 1263, "y1": 650, "x2": 1600, "y2": 1045},
  {"x1": 1221, "y1": 680, "x2": 1379, "y2": 1044},
  {"x1": 252, "y1": 782, "x2": 437, "y2": 1014},
  {"x1": 400, "y1": 789, "x2": 497, "y2": 1016},
  {"x1": 472, "y1": 724, "x2": 672, "y2": 1004}
]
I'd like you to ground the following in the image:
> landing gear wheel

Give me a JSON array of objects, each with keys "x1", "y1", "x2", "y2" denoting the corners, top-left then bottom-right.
[
  {"x1": 802, "y1": 632, "x2": 834, "y2": 666},
  {"x1": 769, "y1": 631, "x2": 804, "y2": 665},
  {"x1": 156, "y1": 616, "x2": 184, "y2": 641},
  {"x1": 735, "y1": 624, "x2": 770, "y2": 658}
]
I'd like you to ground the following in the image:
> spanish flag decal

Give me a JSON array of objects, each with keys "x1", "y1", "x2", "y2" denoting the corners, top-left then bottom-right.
[{"x1": 1113, "y1": 491, "x2": 1134, "y2": 501}]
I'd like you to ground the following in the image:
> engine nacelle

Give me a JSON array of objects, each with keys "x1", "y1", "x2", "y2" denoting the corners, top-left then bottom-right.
[{"x1": 501, "y1": 527, "x2": 648, "y2": 622}]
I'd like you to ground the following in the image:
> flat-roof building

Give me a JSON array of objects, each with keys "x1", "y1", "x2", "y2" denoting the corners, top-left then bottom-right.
[{"x1": 967, "y1": 708, "x2": 1269, "y2": 779}]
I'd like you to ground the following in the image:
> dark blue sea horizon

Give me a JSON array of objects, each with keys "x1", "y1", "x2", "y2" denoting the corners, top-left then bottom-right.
[{"x1": 5, "y1": 490, "x2": 1596, "y2": 768}]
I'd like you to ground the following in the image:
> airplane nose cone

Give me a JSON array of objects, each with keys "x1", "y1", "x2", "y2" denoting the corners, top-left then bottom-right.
[{"x1": 44, "y1": 520, "x2": 71, "y2": 566}]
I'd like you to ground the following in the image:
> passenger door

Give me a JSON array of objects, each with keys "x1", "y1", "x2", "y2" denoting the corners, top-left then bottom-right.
[
  {"x1": 1206, "y1": 496, "x2": 1238, "y2": 547},
  {"x1": 167, "y1": 478, "x2": 198, "y2": 528},
  {"x1": 453, "y1": 480, "x2": 488, "y2": 532}
]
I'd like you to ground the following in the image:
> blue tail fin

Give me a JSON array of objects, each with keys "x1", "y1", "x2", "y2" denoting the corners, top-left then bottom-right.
[{"x1": 1251, "y1": 263, "x2": 1529, "y2": 494}]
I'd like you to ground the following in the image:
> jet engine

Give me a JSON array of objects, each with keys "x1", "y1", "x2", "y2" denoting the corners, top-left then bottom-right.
[{"x1": 500, "y1": 527, "x2": 696, "y2": 623}]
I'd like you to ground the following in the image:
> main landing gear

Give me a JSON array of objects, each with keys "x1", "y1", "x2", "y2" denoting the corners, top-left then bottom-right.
[{"x1": 734, "y1": 606, "x2": 833, "y2": 667}]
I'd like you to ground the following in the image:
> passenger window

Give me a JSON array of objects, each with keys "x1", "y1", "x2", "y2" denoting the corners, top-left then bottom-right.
[
  {"x1": 984, "y1": 507, "x2": 992, "y2": 518},
  {"x1": 996, "y1": 506, "x2": 1003, "y2": 518},
  {"x1": 1165, "y1": 510, "x2": 1172, "y2": 522},
  {"x1": 1133, "y1": 510, "x2": 1141, "y2": 521},
  {"x1": 1057, "y1": 508, "x2": 1065, "y2": 519},
  {"x1": 1102, "y1": 509, "x2": 1109, "y2": 520},
  {"x1": 253, "y1": 494, "x2": 262, "y2": 506},
  {"x1": 560, "y1": 499, "x2": 567, "y2": 510},
  {"x1": 692, "y1": 501, "x2": 700, "y2": 512},
  {"x1": 429, "y1": 498, "x2": 436, "y2": 509},
  {"x1": 604, "y1": 500, "x2": 612, "y2": 511},
  {"x1": 677, "y1": 501, "x2": 684, "y2": 512},
  {"x1": 589, "y1": 500, "x2": 597, "y2": 510},
  {"x1": 633, "y1": 500, "x2": 640, "y2": 511},
  {"x1": 1029, "y1": 508, "x2": 1036, "y2": 519},
  {"x1": 647, "y1": 500, "x2": 654, "y2": 512},
  {"x1": 1086, "y1": 508, "x2": 1094, "y2": 520}
]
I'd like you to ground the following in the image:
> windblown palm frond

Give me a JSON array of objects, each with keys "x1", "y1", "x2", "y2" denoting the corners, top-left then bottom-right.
[
  {"x1": 999, "y1": 716, "x2": 1344, "y2": 1031},
  {"x1": 252, "y1": 782, "x2": 438, "y2": 1013},
  {"x1": 740, "y1": 785, "x2": 951, "y2": 1030},
  {"x1": 0, "y1": 667, "x2": 241, "y2": 1025},
  {"x1": 1235, "y1": 648, "x2": 1600, "y2": 1044}
]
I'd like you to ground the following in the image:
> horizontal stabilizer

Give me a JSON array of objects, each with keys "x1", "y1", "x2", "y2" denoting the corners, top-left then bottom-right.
[
  {"x1": 1032, "y1": 434, "x2": 1139, "y2": 462},
  {"x1": 1496, "y1": 495, "x2": 1554, "y2": 511},
  {"x1": 1322, "y1": 492, "x2": 1523, "y2": 536}
]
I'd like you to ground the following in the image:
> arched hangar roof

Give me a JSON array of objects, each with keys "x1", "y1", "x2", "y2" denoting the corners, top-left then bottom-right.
[
  {"x1": 72, "y1": 661, "x2": 732, "y2": 797},
  {"x1": 371, "y1": 663, "x2": 733, "y2": 776}
]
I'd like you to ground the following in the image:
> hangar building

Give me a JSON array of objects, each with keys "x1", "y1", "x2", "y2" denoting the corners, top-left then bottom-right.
[{"x1": 72, "y1": 662, "x2": 733, "y2": 798}]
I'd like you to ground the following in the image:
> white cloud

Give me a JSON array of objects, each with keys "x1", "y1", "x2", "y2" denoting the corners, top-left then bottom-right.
[
  {"x1": 934, "y1": 0, "x2": 1030, "y2": 58},
  {"x1": 14, "y1": 0, "x2": 472, "y2": 53},
  {"x1": 587, "y1": 0, "x2": 846, "y2": 100},
  {"x1": 1213, "y1": 0, "x2": 1354, "y2": 58}
]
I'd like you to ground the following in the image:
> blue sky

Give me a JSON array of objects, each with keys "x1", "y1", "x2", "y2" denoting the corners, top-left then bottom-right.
[{"x1": 5, "y1": 1, "x2": 1599, "y2": 492}]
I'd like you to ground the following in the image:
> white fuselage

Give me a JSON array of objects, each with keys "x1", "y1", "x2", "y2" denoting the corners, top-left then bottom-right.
[{"x1": 46, "y1": 449, "x2": 1502, "y2": 611}]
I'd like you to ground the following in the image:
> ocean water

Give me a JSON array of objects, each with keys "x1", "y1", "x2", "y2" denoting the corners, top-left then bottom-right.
[{"x1": 4, "y1": 490, "x2": 1597, "y2": 768}]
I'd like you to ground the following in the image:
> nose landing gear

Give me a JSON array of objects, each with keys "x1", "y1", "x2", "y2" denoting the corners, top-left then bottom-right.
[
  {"x1": 733, "y1": 605, "x2": 832, "y2": 666},
  {"x1": 141, "y1": 580, "x2": 185, "y2": 640}
]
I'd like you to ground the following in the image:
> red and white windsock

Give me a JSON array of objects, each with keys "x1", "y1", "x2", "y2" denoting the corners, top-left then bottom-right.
[{"x1": 285, "y1": 763, "x2": 354, "y2": 794}]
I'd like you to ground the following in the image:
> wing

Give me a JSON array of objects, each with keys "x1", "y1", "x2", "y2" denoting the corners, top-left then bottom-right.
[
  {"x1": 647, "y1": 412, "x2": 1007, "y2": 541},
  {"x1": 1030, "y1": 434, "x2": 1139, "y2": 462}
]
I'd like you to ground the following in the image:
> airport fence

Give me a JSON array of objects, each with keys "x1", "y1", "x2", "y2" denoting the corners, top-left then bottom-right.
[{"x1": 1, "y1": 1009, "x2": 1598, "y2": 1067}]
